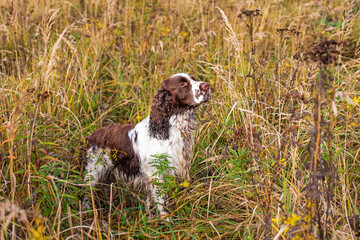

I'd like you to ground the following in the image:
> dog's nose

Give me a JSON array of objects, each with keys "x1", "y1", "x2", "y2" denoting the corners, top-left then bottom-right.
[{"x1": 200, "y1": 82, "x2": 209, "y2": 91}]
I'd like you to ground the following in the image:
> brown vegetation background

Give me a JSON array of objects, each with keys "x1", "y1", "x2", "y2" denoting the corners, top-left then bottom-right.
[{"x1": 0, "y1": 0, "x2": 360, "y2": 239}]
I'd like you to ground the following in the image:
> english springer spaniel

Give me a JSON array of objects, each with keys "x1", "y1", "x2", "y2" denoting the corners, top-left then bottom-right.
[{"x1": 84, "y1": 73, "x2": 210, "y2": 218}]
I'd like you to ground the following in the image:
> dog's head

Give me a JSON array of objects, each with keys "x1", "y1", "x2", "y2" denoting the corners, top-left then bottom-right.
[
  {"x1": 149, "y1": 73, "x2": 210, "y2": 139},
  {"x1": 161, "y1": 73, "x2": 210, "y2": 107}
]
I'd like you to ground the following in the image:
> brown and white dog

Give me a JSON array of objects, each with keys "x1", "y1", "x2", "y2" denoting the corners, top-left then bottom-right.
[{"x1": 84, "y1": 73, "x2": 210, "y2": 217}]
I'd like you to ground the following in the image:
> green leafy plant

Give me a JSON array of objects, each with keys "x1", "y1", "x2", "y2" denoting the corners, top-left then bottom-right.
[{"x1": 149, "y1": 153, "x2": 176, "y2": 198}]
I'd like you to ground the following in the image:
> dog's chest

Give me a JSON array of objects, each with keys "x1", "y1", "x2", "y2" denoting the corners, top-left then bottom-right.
[{"x1": 130, "y1": 113, "x2": 196, "y2": 179}]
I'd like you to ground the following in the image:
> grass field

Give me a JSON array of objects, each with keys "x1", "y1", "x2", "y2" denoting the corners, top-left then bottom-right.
[{"x1": 1, "y1": 0, "x2": 360, "y2": 239}]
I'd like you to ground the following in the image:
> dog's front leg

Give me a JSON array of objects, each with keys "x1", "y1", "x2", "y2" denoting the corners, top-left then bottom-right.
[{"x1": 146, "y1": 183, "x2": 171, "y2": 221}]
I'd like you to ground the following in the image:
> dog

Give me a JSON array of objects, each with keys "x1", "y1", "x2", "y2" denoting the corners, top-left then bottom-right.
[{"x1": 83, "y1": 73, "x2": 210, "y2": 218}]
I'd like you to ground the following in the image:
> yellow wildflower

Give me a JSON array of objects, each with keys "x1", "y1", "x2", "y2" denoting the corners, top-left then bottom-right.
[
  {"x1": 284, "y1": 214, "x2": 302, "y2": 226},
  {"x1": 29, "y1": 217, "x2": 49, "y2": 240},
  {"x1": 353, "y1": 96, "x2": 360, "y2": 106},
  {"x1": 180, "y1": 180, "x2": 190, "y2": 188},
  {"x1": 180, "y1": 32, "x2": 188, "y2": 38},
  {"x1": 292, "y1": 235, "x2": 304, "y2": 240},
  {"x1": 271, "y1": 216, "x2": 284, "y2": 224},
  {"x1": 304, "y1": 212, "x2": 312, "y2": 223}
]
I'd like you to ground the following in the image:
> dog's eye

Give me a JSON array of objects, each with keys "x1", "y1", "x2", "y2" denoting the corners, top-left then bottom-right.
[{"x1": 180, "y1": 81, "x2": 188, "y2": 87}]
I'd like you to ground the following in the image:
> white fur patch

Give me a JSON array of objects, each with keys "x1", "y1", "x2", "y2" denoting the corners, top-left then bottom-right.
[
  {"x1": 128, "y1": 111, "x2": 196, "y2": 180},
  {"x1": 85, "y1": 147, "x2": 114, "y2": 186},
  {"x1": 172, "y1": 73, "x2": 192, "y2": 79},
  {"x1": 190, "y1": 80, "x2": 204, "y2": 104}
]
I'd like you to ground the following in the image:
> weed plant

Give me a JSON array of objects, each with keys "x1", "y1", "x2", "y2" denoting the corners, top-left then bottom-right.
[
  {"x1": 150, "y1": 153, "x2": 176, "y2": 199},
  {"x1": 1, "y1": 0, "x2": 360, "y2": 239}
]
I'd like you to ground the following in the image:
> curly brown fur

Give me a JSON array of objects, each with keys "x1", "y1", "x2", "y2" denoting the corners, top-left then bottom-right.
[{"x1": 149, "y1": 87, "x2": 174, "y2": 140}]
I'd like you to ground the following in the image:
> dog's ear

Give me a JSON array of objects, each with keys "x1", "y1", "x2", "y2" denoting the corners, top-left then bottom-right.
[
  {"x1": 149, "y1": 81, "x2": 174, "y2": 140},
  {"x1": 161, "y1": 77, "x2": 171, "y2": 90}
]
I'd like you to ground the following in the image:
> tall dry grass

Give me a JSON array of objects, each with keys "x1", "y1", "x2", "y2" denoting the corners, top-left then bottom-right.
[{"x1": 0, "y1": 0, "x2": 360, "y2": 239}]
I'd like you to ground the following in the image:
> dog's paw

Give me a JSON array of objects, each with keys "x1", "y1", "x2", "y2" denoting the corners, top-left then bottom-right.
[{"x1": 81, "y1": 196, "x2": 92, "y2": 210}]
